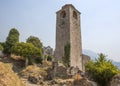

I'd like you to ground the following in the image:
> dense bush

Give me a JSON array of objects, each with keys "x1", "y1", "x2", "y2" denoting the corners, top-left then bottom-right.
[
  {"x1": 26, "y1": 36, "x2": 43, "y2": 48},
  {"x1": 85, "y1": 53, "x2": 119, "y2": 86},
  {"x1": 45, "y1": 54, "x2": 52, "y2": 61},
  {"x1": 11, "y1": 42, "x2": 42, "y2": 66},
  {"x1": 26, "y1": 36, "x2": 43, "y2": 57}
]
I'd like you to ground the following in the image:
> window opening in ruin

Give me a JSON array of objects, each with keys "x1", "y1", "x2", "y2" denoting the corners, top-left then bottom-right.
[
  {"x1": 73, "y1": 11, "x2": 77, "y2": 19},
  {"x1": 60, "y1": 11, "x2": 66, "y2": 18}
]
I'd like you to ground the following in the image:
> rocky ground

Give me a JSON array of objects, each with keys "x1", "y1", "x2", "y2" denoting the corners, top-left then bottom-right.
[
  {"x1": 0, "y1": 56, "x2": 97, "y2": 86},
  {"x1": 0, "y1": 56, "x2": 118, "y2": 86}
]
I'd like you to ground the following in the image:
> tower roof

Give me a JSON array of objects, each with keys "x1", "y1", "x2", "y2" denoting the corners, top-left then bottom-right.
[{"x1": 56, "y1": 4, "x2": 81, "y2": 14}]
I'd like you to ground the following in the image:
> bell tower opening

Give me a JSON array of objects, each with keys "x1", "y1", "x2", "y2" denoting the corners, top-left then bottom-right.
[
  {"x1": 60, "y1": 10, "x2": 66, "y2": 18},
  {"x1": 73, "y1": 11, "x2": 77, "y2": 19}
]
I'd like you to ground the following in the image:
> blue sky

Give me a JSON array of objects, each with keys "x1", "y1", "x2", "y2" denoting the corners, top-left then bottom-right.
[{"x1": 0, "y1": 0, "x2": 120, "y2": 61}]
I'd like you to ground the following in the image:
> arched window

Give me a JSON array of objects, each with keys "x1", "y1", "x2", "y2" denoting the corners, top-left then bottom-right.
[
  {"x1": 60, "y1": 11, "x2": 66, "y2": 18},
  {"x1": 73, "y1": 11, "x2": 77, "y2": 19}
]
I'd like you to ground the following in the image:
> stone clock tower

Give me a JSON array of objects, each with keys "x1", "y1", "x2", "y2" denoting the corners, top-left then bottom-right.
[{"x1": 54, "y1": 4, "x2": 83, "y2": 70}]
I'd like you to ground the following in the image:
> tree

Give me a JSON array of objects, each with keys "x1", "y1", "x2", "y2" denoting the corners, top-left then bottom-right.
[
  {"x1": 45, "y1": 54, "x2": 53, "y2": 61},
  {"x1": 0, "y1": 42, "x2": 5, "y2": 49},
  {"x1": 0, "y1": 44, "x2": 3, "y2": 51},
  {"x1": 85, "y1": 53, "x2": 119, "y2": 86},
  {"x1": 62, "y1": 43, "x2": 70, "y2": 67},
  {"x1": 4, "y1": 28, "x2": 19, "y2": 54},
  {"x1": 26, "y1": 36, "x2": 43, "y2": 57},
  {"x1": 11, "y1": 42, "x2": 42, "y2": 66},
  {"x1": 26, "y1": 36, "x2": 42, "y2": 49}
]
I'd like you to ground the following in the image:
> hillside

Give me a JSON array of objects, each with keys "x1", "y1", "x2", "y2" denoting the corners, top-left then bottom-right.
[{"x1": 0, "y1": 62, "x2": 25, "y2": 86}]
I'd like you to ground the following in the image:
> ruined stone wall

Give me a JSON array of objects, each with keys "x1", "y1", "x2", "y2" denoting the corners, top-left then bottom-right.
[{"x1": 82, "y1": 54, "x2": 90, "y2": 71}]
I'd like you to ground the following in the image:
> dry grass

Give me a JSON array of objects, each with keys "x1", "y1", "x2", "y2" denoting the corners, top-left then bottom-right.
[
  {"x1": 19, "y1": 65, "x2": 47, "y2": 79},
  {"x1": 11, "y1": 54, "x2": 24, "y2": 60},
  {"x1": 0, "y1": 62, "x2": 25, "y2": 86}
]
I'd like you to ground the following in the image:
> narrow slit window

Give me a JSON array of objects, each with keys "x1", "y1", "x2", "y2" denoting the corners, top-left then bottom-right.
[
  {"x1": 73, "y1": 11, "x2": 77, "y2": 19},
  {"x1": 60, "y1": 11, "x2": 66, "y2": 18}
]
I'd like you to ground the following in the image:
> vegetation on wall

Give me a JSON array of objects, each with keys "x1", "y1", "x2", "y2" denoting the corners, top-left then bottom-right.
[
  {"x1": 85, "y1": 53, "x2": 119, "y2": 86},
  {"x1": 62, "y1": 43, "x2": 70, "y2": 67}
]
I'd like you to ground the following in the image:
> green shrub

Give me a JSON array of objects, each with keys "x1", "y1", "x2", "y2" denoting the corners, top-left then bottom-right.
[
  {"x1": 26, "y1": 36, "x2": 43, "y2": 54},
  {"x1": 44, "y1": 54, "x2": 52, "y2": 61},
  {"x1": 62, "y1": 43, "x2": 70, "y2": 67},
  {"x1": 85, "y1": 53, "x2": 119, "y2": 86},
  {"x1": 11, "y1": 42, "x2": 42, "y2": 66},
  {"x1": 0, "y1": 44, "x2": 3, "y2": 51}
]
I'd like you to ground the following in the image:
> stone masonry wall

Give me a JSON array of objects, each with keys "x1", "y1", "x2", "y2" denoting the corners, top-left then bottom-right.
[
  {"x1": 69, "y1": 5, "x2": 82, "y2": 70},
  {"x1": 54, "y1": 4, "x2": 83, "y2": 70}
]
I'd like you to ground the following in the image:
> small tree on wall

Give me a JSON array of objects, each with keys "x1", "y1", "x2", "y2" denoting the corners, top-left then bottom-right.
[{"x1": 62, "y1": 43, "x2": 70, "y2": 67}]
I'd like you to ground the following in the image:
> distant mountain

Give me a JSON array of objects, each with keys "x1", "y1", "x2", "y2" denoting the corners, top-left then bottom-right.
[
  {"x1": 83, "y1": 49, "x2": 98, "y2": 60},
  {"x1": 83, "y1": 49, "x2": 120, "y2": 69},
  {"x1": 112, "y1": 61, "x2": 120, "y2": 69}
]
